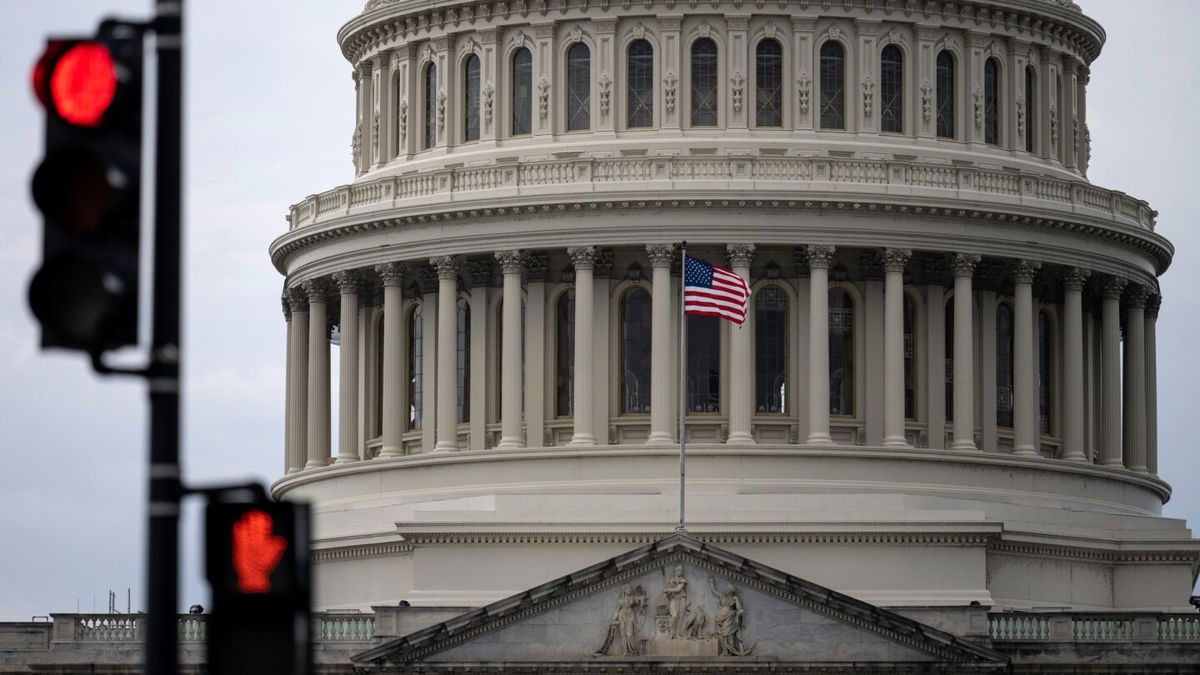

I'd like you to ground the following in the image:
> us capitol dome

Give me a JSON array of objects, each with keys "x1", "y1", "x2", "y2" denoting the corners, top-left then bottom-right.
[{"x1": 269, "y1": 0, "x2": 1197, "y2": 648}]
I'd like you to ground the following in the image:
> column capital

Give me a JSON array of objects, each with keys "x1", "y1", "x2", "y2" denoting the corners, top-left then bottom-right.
[
  {"x1": 287, "y1": 287, "x2": 309, "y2": 313},
  {"x1": 1011, "y1": 260, "x2": 1042, "y2": 285},
  {"x1": 333, "y1": 270, "x2": 363, "y2": 294},
  {"x1": 302, "y1": 278, "x2": 331, "y2": 303},
  {"x1": 646, "y1": 244, "x2": 675, "y2": 268},
  {"x1": 1124, "y1": 283, "x2": 1151, "y2": 309},
  {"x1": 1146, "y1": 294, "x2": 1162, "y2": 319},
  {"x1": 805, "y1": 244, "x2": 836, "y2": 270},
  {"x1": 949, "y1": 253, "x2": 981, "y2": 278},
  {"x1": 1100, "y1": 275, "x2": 1128, "y2": 299},
  {"x1": 494, "y1": 249, "x2": 527, "y2": 274},
  {"x1": 881, "y1": 248, "x2": 912, "y2": 274},
  {"x1": 1062, "y1": 267, "x2": 1091, "y2": 292},
  {"x1": 282, "y1": 293, "x2": 292, "y2": 321},
  {"x1": 375, "y1": 262, "x2": 404, "y2": 287},
  {"x1": 568, "y1": 246, "x2": 598, "y2": 270},
  {"x1": 725, "y1": 244, "x2": 756, "y2": 269},
  {"x1": 430, "y1": 255, "x2": 461, "y2": 280}
]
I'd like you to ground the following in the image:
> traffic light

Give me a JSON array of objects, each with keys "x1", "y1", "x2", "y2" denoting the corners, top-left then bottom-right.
[
  {"x1": 205, "y1": 500, "x2": 312, "y2": 675},
  {"x1": 28, "y1": 23, "x2": 144, "y2": 352}
]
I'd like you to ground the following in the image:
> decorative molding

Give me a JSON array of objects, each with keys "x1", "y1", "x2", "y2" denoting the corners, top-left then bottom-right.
[
  {"x1": 1061, "y1": 267, "x2": 1090, "y2": 292},
  {"x1": 663, "y1": 70, "x2": 678, "y2": 115},
  {"x1": 333, "y1": 269, "x2": 363, "y2": 294},
  {"x1": 1124, "y1": 283, "x2": 1151, "y2": 309},
  {"x1": 495, "y1": 249, "x2": 527, "y2": 273},
  {"x1": 598, "y1": 73, "x2": 612, "y2": 118},
  {"x1": 731, "y1": 71, "x2": 746, "y2": 113},
  {"x1": 646, "y1": 243, "x2": 675, "y2": 267},
  {"x1": 950, "y1": 253, "x2": 981, "y2": 278},
  {"x1": 881, "y1": 248, "x2": 912, "y2": 274},
  {"x1": 797, "y1": 71, "x2": 812, "y2": 116},
  {"x1": 805, "y1": 244, "x2": 836, "y2": 270},
  {"x1": 567, "y1": 245, "x2": 598, "y2": 270},
  {"x1": 398, "y1": 99, "x2": 408, "y2": 147},
  {"x1": 920, "y1": 79, "x2": 933, "y2": 122},
  {"x1": 973, "y1": 87, "x2": 984, "y2": 128},
  {"x1": 430, "y1": 255, "x2": 461, "y2": 280},
  {"x1": 1011, "y1": 259, "x2": 1041, "y2": 284},
  {"x1": 303, "y1": 277, "x2": 331, "y2": 302},
  {"x1": 1100, "y1": 274, "x2": 1128, "y2": 299},
  {"x1": 436, "y1": 91, "x2": 447, "y2": 133},
  {"x1": 861, "y1": 75, "x2": 874, "y2": 118}
]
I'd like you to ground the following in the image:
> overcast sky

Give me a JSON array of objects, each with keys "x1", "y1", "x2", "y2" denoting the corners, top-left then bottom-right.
[{"x1": 1, "y1": 1, "x2": 1197, "y2": 620}]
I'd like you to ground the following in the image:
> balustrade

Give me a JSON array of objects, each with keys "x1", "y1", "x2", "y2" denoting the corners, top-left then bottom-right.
[{"x1": 989, "y1": 614, "x2": 1200, "y2": 642}]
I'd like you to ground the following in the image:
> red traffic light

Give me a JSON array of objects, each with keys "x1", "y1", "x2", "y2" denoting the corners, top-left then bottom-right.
[
  {"x1": 232, "y1": 510, "x2": 288, "y2": 594},
  {"x1": 33, "y1": 41, "x2": 118, "y2": 127}
]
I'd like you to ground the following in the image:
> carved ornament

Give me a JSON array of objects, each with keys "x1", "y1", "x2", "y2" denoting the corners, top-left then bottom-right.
[
  {"x1": 805, "y1": 244, "x2": 836, "y2": 270},
  {"x1": 495, "y1": 249, "x2": 527, "y2": 273},
  {"x1": 725, "y1": 244, "x2": 755, "y2": 269},
  {"x1": 646, "y1": 244, "x2": 675, "y2": 267},
  {"x1": 881, "y1": 248, "x2": 912, "y2": 273},
  {"x1": 375, "y1": 262, "x2": 404, "y2": 287},
  {"x1": 430, "y1": 255, "x2": 461, "y2": 280},
  {"x1": 568, "y1": 246, "x2": 598, "y2": 270}
]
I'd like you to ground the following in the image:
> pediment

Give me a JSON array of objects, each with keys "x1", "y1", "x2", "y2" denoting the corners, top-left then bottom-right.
[{"x1": 353, "y1": 534, "x2": 1006, "y2": 671}]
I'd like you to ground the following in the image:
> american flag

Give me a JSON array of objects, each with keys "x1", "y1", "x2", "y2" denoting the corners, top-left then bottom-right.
[{"x1": 683, "y1": 254, "x2": 751, "y2": 325}]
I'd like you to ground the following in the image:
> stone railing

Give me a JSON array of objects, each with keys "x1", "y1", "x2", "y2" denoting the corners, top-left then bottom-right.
[
  {"x1": 989, "y1": 613, "x2": 1200, "y2": 642},
  {"x1": 64, "y1": 612, "x2": 371, "y2": 644},
  {"x1": 287, "y1": 156, "x2": 1156, "y2": 234}
]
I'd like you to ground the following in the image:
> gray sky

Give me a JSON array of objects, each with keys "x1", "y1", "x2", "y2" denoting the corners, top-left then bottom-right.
[{"x1": 0, "y1": 1, "x2": 1196, "y2": 619}]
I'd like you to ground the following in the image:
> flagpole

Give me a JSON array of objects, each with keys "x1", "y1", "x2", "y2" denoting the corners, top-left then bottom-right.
[{"x1": 676, "y1": 241, "x2": 687, "y2": 534}]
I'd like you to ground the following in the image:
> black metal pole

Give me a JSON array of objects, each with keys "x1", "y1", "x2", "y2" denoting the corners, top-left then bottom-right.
[{"x1": 146, "y1": 1, "x2": 182, "y2": 674}]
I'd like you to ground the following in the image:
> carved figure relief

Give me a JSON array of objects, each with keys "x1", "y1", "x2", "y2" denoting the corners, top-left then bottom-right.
[
  {"x1": 398, "y1": 100, "x2": 408, "y2": 146},
  {"x1": 731, "y1": 71, "x2": 746, "y2": 113},
  {"x1": 538, "y1": 78, "x2": 551, "y2": 121},
  {"x1": 920, "y1": 79, "x2": 933, "y2": 122},
  {"x1": 797, "y1": 72, "x2": 812, "y2": 116},
  {"x1": 861, "y1": 75, "x2": 874, "y2": 118},
  {"x1": 663, "y1": 70, "x2": 678, "y2": 115},
  {"x1": 973, "y1": 87, "x2": 984, "y2": 128},
  {"x1": 1016, "y1": 97, "x2": 1026, "y2": 138},
  {"x1": 436, "y1": 91, "x2": 447, "y2": 133},
  {"x1": 351, "y1": 122, "x2": 362, "y2": 166},
  {"x1": 599, "y1": 73, "x2": 613, "y2": 118},
  {"x1": 1050, "y1": 106, "x2": 1059, "y2": 146},
  {"x1": 593, "y1": 584, "x2": 647, "y2": 656},
  {"x1": 709, "y1": 576, "x2": 753, "y2": 656},
  {"x1": 371, "y1": 110, "x2": 380, "y2": 162},
  {"x1": 483, "y1": 83, "x2": 495, "y2": 126}
]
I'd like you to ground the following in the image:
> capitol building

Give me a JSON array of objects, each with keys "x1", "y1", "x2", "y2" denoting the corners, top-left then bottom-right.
[{"x1": 4, "y1": 0, "x2": 1199, "y2": 672}]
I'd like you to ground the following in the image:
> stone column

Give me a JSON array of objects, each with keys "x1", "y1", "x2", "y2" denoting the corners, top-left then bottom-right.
[
  {"x1": 305, "y1": 279, "x2": 331, "y2": 468},
  {"x1": 419, "y1": 270, "x2": 438, "y2": 451},
  {"x1": 1099, "y1": 276, "x2": 1126, "y2": 467},
  {"x1": 431, "y1": 256, "x2": 461, "y2": 452},
  {"x1": 334, "y1": 271, "x2": 361, "y2": 463},
  {"x1": 1146, "y1": 294, "x2": 1160, "y2": 475},
  {"x1": 806, "y1": 245, "x2": 836, "y2": 445},
  {"x1": 1123, "y1": 285, "x2": 1149, "y2": 473},
  {"x1": 524, "y1": 254, "x2": 548, "y2": 448},
  {"x1": 882, "y1": 248, "x2": 912, "y2": 448},
  {"x1": 726, "y1": 244, "x2": 756, "y2": 444},
  {"x1": 376, "y1": 263, "x2": 405, "y2": 458},
  {"x1": 283, "y1": 298, "x2": 293, "y2": 474},
  {"x1": 1061, "y1": 268, "x2": 1090, "y2": 461},
  {"x1": 568, "y1": 247, "x2": 598, "y2": 446},
  {"x1": 950, "y1": 254, "x2": 980, "y2": 451},
  {"x1": 287, "y1": 290, "x2": 309, "y2": 473},
  {"x1": 1012, "y1": 260, "x2": 1041, "y2": 456},
  {"x1": 925, "y1": 275, "x2": 946, "y2": 450},
  {"x1": 465, "y1": 258, "x2": 490, "y2": 450},
  {"x1": 647, "y1": 244, "x2": 676, "y2": 444},
  {"x1": 496, "y1": 250, "x2": 526, "y2": 449}
]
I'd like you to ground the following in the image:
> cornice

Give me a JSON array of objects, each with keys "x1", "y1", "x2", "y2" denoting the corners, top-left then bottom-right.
[
  {"x1": 272, "y1": 191, "x2": 1169, "y2": 287},
  {"x1": 339, "y1": 0, "x2": 1103, "y2": 67}
]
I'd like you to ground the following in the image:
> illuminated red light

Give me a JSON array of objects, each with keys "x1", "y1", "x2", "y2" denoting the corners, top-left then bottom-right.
[
  {"x1": 48, "y1": 42, "x2": 117, "y2": 127},
  {"x1": 231, "y1": 510, "x2": 288, "y2": 594}
]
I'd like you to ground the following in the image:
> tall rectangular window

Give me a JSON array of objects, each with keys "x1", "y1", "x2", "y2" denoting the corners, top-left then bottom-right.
[
  {"x1": 512, "y1": 48, "x2": 533, "y2": 136},
  {"x1": 424, "y1": 63, "x2": 437, "y2": 149},
  {"x1": 566, "y1": 43, "x2": 591, "y2": 131},
  {"x1": 464, "y1": 55, "x2": 480, "y2": 142},
  {"x1": 936, "y1": 51, "x2": 956, "y2": 139},
  {"x1": 880, "y1": 45, "x2": 904, "y2": 133},
  {"x1": 984, "y1": 58, "x2": 1000, "y2": 146},
  {"x1": 690, "y1": 38, "x2": 718, "y2": 127},
  {"x1": 755, "y1": 39, "x2": 783, "y2": 127},
  {"x1": 820, "y1": 42, "x2": 846, "y2": 130},
  {"x1": 627, "y1": 40, "x2": 654, "y2": 128}
]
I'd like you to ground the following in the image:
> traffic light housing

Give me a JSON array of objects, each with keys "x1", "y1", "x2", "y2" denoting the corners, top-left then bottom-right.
[
  {"x1": 206, "y1": 501, "x2": 312, "y2": 675},
  {"x1": 28, "y1": 24, "x2": 144, "y2": 352}
]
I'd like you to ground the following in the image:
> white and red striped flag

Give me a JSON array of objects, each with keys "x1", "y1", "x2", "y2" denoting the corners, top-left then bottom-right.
[{"x1": 683, "y1": 254, "x2": 750, "y2": 326}]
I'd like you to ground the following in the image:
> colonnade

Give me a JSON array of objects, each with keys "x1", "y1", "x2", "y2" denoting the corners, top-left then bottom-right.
[{"x1": 281, "y1": 244, "x2": 1161, "y2": 479}]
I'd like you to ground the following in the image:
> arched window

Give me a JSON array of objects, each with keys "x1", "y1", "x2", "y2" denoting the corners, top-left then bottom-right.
[
  {"x1": 1039, "y1": 311, "x2": 1052, "y2": 434},
  {"x1": 755, "y1": 286, "x2": 788, "y2": 414},
  {"x1": 880, "y1": 45, "x2": 903, "y2": 133},
  {"x1": 984, "y1": 57, "x2": 1000, "y2": 146},
  {"x1": 555, "y1": 290, "x2": 576, "y2": 417},
  {"x1": 627, "y1": 39, "x2": 654, "y2": 128},
  {"x1": 829, "y1": 287, "x2": 855, "y2": 416},
  {"x1": 904, "y1": 294, "x2": 917, "y2": 419},
  {"x1": 424, "y1": 63, "x2": 437, "y2": 149},
  {"x1": 1025, "y1": 65, "x2": 1036, "y2": 153},
  {"x1": 687, "y1": 316, "x2": 720, "y2": 413},
  {"x1": 936, "y1": 50, "x2": 955, "y2": 139},
  {"x1": 511, "y1": 48, "x2": 533, "y2": 136},
  {"x1": 690, "y1": 38, "x2": 718, "y2": 127},
  {"x1": 819, "y1": 41, "x2": 846, "y2": 130},
  {"x1": 620, "y1": 288, "x2": 652, "y2": 414},
  {"x1": 996, "y1": 303, "x2": 1014, "y2": 428},
  {"x1": 944, "y1": 299, "x2": 954, "y2": 421},
  {"x1": 408, "y1": 305, "x2": 423, "y2": 430},
  {"x1": 393, "y1": 71, "x2": 404, "y2": 155},
  {"x1": 456, "y1": 297, "x2": 470, "y2": 424},
  {"x1": 755, "y1": 39, "x2": 783, "y2": 127},
  {"x1": 566, "y1": 43, "x2": 591, "y2": 131},
  {"x1": 464, "y1": 55, "x2": 481, "y2": 142}
]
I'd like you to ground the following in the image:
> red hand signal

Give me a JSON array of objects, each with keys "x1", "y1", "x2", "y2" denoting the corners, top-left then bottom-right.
[{"x1": 232, "y1": 510, "x2": 287, "y2": 594}]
